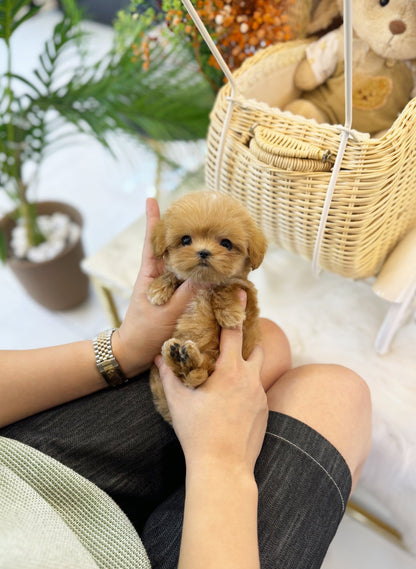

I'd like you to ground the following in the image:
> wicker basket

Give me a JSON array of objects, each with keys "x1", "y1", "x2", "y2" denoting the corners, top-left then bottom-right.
[{"x1": 205, "y1": 38, "x2": 416, "y2": 279}]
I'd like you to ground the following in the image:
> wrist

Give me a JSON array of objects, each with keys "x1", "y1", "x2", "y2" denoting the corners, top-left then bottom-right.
[
  {"x1": 92, "y1": 328, "x2": 129, "y2": 387},
  {"x1": 111, "y1": 328, "x2": 148, "y2": 379},
  {"x1": 186, "y1": 456, "x2": 257, "y2": 489}
]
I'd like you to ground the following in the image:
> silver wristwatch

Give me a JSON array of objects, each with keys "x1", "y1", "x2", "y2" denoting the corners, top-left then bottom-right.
[{"x1": 92, "y1": 328, "x2": 128, "y2": 387}]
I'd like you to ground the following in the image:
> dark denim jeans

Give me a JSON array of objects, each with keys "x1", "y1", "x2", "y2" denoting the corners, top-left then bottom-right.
[{"x1": 1, "y1": 373, "x2": 351, "y2": 569}]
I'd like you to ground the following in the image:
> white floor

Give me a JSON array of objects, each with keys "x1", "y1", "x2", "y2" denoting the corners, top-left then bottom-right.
[{"x1": 1, "y1": 8, "x2": 415, "y2": 569}]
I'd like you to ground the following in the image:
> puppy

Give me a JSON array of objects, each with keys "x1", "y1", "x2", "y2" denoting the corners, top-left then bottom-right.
[{"x1": 147, "y1": 191, "x2": 267, "y2": 423}]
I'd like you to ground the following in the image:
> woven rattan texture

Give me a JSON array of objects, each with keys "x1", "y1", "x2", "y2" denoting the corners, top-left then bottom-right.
[{"x1": 206, "y1": 40, "x2": 416, "y2": 279}]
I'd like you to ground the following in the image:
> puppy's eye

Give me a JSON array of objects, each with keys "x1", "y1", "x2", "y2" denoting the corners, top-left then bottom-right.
[
  {"x1": 220, "y1": 238, "x2": 232, "y2": 250},
  {"x1": 181, "y1": 235, "x2": 192, "y2": 246},
  {"x1": 379, "y1": 0, "x2": 389, "y2": 5}
]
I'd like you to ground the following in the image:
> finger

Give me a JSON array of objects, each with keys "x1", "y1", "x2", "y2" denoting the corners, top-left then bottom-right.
[
  {"x1": 155, "y1": 355, "x2": 187, "y2": 396},
  {"x1": 217, "y1": 289, "x2": 247, "y2": 358},
  {"x1": 166, "y1": 279, "x2": 196, "y2": 318},
  {"x1": 237, "y1": 288, "x2": 247, "y2": 310},
  {"x1": 218, "y1": 322, "x2": 244, "y2": 362},
  {"x1": 140, "y1": 198, "x2": 161, "y2": 268},
  {"x1": 247, "y1": 344, "x2": 264, "y2": 372}
]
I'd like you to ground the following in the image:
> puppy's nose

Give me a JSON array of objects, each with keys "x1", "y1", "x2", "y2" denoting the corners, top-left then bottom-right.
[{"x1": 198, "y1": 249, "x2": 211, "y2": 260}]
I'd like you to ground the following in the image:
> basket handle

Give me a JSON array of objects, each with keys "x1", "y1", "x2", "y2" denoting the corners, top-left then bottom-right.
[
  {"x1": 181, "y1": 0, "x2": 354, "y2": 277},
  {"x1": 181, "y1": 0, "x2": 237, "y2": 193},
  {"x1": 312, "y1": 0, "x2": 353, "y2": 276},
  {"x1": 181, "y1": 0, "x2": 236, "y2": 93}
]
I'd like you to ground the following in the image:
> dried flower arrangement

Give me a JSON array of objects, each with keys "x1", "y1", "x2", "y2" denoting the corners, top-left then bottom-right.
[{"x1": 129, "y1": 0, "x2": 310, "y2": 92}]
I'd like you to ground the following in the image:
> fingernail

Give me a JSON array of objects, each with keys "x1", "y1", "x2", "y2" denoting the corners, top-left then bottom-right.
[
  {"x1": 154, "y1": 354, "x2": 162, "y2": 368},
  {"x1": 238, "y1": 288, "x2": 247, "y2": 307}
]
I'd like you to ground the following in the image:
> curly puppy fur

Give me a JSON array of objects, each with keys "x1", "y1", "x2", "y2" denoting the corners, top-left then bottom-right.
[{"x1": 147, "y1": 191, "x2": 267, "y2": 423}]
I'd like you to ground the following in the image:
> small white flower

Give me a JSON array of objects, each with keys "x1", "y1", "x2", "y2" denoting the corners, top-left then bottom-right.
[{"x1": 27, "y1": 240, "x2": 66, "y2": 263}]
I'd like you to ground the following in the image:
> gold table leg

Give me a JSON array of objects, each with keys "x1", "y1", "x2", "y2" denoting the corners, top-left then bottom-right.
[
  {"x1": 347, "y1": 499, "x2": 405, "y2": 550},
  {"x1": 91, "y1": 278, "x2": 122, "y2": 328}
]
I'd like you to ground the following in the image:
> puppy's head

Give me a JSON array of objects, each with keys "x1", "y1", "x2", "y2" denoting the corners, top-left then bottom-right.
[{"x1": 151, "y1": 191, "x2": 267, "y2": 285}]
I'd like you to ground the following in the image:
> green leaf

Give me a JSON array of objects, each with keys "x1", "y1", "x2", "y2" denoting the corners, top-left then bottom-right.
[
  {"x1": 0, "y1": 229, "x2": 7, "y2": 263},
  {"x1": 7, "y1": 73, "x2": 44, "y2": 98},
  {"x1": 0, "y1": 0, "x2": 40, "y2": 42}
]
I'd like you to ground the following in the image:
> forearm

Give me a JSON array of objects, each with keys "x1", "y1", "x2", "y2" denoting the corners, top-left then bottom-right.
[
  {"x1": 0, "y1": 341, "x2": 107, "y2": 427},
  {"x1": 179, "y1": 462, "x2": 260, "y2": 569}
]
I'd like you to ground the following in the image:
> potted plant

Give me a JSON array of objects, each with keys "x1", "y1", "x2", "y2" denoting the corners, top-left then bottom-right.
[{"x1": 0, "y1": 0, "x2": 215, "y2": 309}]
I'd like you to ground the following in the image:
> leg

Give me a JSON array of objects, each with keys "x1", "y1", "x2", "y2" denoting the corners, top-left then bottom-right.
[
  {"x1": 258, "y1": 317, "x2": 292, "y2": 391},
  {"x1": 252, "y1": 365, "x2": 371, "y2": 568},
  {"x1": 285, "y1": 99, "x2": 330, "y2": 123},
  {"x1": 266, "y1": 364, "x2": 372, "y2": 491}
]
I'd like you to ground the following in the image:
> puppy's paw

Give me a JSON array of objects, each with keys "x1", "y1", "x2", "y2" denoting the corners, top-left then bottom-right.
[
  {"x1": 215, "y1": 305, "x2": 245, "y2": 328},
  {"x1": 162, "y1": 339, "x2": 204, "y2": 379},
  {"x1": 147, "y1": 273, "x2": 179, "y2": 306},
  {"x1": 180, "y1": 340, "x2": 204, "y2": 372},
  {"x1": 184, "y1": 368, "x2": 209, "y2": 389},
  {"x1": 161, "y1": 339, "x2": 183, "y2": 375}
]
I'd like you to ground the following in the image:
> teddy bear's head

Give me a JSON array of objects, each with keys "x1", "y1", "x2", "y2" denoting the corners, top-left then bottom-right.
[{"x1": 337, "y1": 0, "x2": 416, "y2": 61}]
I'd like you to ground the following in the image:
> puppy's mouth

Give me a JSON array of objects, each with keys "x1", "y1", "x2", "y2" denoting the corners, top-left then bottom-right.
[
  {"x1": 186, "y1": 262, "x2": 225, "y2": 285},
  {"x1": 198, "y1": 259, "x2": 210, "y2": 267}
]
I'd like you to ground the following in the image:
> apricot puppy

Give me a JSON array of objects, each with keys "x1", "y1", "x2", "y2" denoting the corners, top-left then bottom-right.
[{"x1": 147, "y1": 191, "x2": 267, "y2": 423}]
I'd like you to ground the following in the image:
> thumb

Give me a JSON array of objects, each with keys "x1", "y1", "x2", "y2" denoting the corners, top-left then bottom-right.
[
  {"x1": 167, "y1": 279, "x2": 196, "y2": 318},
  {"x1": 155, "y1": 355, "x2": 186, "y2": 397},
  {"x1": 247, "y1": 344, "x2": 264, "y2": 372}
]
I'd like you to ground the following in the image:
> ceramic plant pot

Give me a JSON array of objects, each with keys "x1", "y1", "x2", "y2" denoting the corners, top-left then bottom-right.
[{"x1": 1, "y1": 201, "x2": 90, "y2": 310}]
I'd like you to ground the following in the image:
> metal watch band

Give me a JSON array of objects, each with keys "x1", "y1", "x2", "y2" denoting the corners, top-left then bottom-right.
[{"x1": 92, "y1": 328, "x2": 128, "y2": 387}]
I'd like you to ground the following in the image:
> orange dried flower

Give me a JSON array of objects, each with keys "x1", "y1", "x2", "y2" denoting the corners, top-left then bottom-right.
[{"x1": 189, "y1": 0, "x2": 296, "y2": 71}]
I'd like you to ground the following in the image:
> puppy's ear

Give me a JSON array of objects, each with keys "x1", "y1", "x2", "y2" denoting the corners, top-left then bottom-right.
[
  {"x1": 248, "y1": 222, "x2": 267, "y2": 269},
  {"x1": 150, "y1": 219, "x2": 168, "y2": 258}
]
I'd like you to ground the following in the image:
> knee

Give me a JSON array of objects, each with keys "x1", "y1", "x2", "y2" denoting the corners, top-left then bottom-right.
[
  {"x1": 318, "y1": 364, "x2": 372, "y2": 489},
  {"x1": 313, "y1": 364, "x2": 372, "y2": 431},
  {"x1": 259, "y1": 318, "x2": 292, "y2": 391},
  {"x1": 296, "y1": 363, "x2": 371, "y2": 405},
  {"x1": 267, "y1": 363, "x2": 370, "y2": 411},
  {"x1": 267, "y1": 363, "x2": 372, "y2": 491}
]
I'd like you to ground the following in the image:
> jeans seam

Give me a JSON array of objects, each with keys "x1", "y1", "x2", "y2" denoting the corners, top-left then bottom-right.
[{"x1": 264, "y1": 431, "x2": 346, "y2": 513}]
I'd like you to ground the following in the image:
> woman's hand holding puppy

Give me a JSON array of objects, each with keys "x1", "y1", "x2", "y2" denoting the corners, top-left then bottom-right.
[
  {"x1": 156, "y1": 295, "x2": 267, "y2": 473},
  {"x1": 112, "y1": 198, "x2": 196, "y2": 378},
  {"x1": 156, "y1": 294, "x2": 267, "y2": 569}
]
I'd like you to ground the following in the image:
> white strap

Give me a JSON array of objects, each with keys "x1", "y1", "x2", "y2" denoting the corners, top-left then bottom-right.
[
  {"x1": 181, "y1": 0, "x2": 236, "y2": 92},
  {"x1": 312, "y1": 0, "x2": 354, "y2": 276},
  {"x1": 181, "y1": 0, "x2": 237, "y2": 192}
]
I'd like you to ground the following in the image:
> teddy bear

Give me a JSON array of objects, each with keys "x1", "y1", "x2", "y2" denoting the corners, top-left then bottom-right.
[{"x1": 285, "y1": 0, "x2": 416, "y2": 135}]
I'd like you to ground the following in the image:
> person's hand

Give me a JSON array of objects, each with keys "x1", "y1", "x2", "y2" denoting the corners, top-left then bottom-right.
[
  {"x1": 112, "y1": 198, "x2": 196, "y2": 377},
  {"x1": 155, "y1": 295, "x2": 268, "y2": 476}
]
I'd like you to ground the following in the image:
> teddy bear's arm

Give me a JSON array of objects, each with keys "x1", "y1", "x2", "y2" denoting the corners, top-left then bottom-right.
[
  {"x1": 294, "y1": 58, "x2": 323, "y2": 91},
  {"x1": 295, "y1": 28, "x2": 341, "y2": 91},
  {"x1": 147, "y1": 271, "x2": 182, "y2": 306}
]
